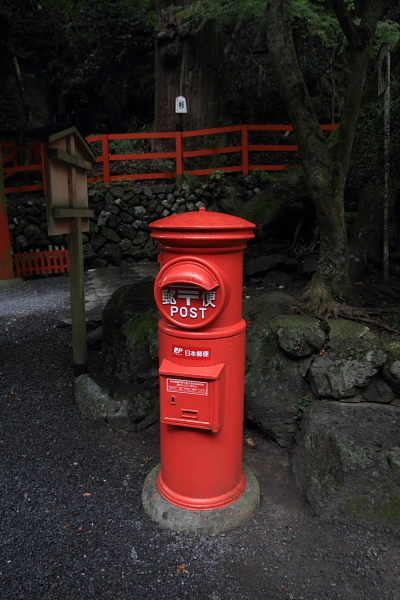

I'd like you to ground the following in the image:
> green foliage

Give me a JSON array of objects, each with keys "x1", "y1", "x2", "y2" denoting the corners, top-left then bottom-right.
[
  {"x1": 176, "y1": 0, "x2": 266, "y2": 34},
  {"x1": 251, "y1": 168, "x2": 280, "y2": 183},
  {"x1": 88, "y1": 182, "x2": 106, "y2": 197},
  {"x1": 347, "y1": 74, "x2": 400, "y2": 199},
  {"x1": 176, "y1": 173, "x2": 202, "y2": 194},
  {"x1": 0, "y1": 0, "x2": 155, "y2": 134},
  {"x1": 210, "y1": 169, "x2": 225, "y2": 181},
  {"x1": 297, "y1": 396, "x2": 313, "y2": 423}
]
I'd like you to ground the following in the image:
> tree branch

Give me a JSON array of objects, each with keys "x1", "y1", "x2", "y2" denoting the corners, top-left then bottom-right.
[
  {"x1": 331, "y1": 0, "x2": 356, "y2": 45},
  {"x1": 333, "y1": 0, "x2": 382, "y2": 182}
]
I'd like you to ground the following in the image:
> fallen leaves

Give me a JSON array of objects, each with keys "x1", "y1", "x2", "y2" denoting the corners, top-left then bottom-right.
[
  {"x1": 245, "y1": 437, "x2": 256, "y2": 449},
  {"x1": 83, "y1": 492, "x2": 92, "y2": 497},
  {"x1": 63, "y1": 524, "x2": 91, "y2": 534},
  {"x1": 175, "y1": 564, "x2": 189, "y2": 576}
]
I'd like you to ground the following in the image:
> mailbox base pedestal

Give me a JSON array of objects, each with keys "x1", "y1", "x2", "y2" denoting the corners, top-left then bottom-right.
[{"x1": 142, "y1": 463, "x2": 259, "y2": 535}]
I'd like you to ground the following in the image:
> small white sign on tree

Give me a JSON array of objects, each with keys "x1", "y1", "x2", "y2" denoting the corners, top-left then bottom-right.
[{"x1": 175, "y1": 96, "x2": 188, "y2": 114}]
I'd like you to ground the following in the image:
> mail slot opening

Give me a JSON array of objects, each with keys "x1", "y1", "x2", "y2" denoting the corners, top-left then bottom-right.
[{"x1": 182, "y1": 409, "x2": 198, "y2": 419}]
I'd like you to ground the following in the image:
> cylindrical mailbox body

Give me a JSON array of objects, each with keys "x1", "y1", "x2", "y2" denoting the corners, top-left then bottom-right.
[{"x1": 150, "y1": 208, "x2": 255, "y2": 510}]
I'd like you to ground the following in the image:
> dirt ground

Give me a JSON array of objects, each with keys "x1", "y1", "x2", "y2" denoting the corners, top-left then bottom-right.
[{"x1": 2, "y1": 275, "x2": 400, "y2": 600}]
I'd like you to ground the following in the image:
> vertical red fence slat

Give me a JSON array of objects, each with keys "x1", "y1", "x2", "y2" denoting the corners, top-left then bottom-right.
[
  {"x1": 33, "y1": 252, "x2": 40, "y2": 275},
  {"x1": 241, "y1": 125, "x2": 249, "y2": 176},
  {"x1": 101, "y1": 134, "x2": 110, "y2": 185},
  {"x1": 175, "y1": 131, "x2": 183, "y2": 175}
]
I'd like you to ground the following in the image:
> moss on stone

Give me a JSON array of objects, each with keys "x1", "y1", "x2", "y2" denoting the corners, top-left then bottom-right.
[
  {"x1": 270, "y1": 314, "x2": 321, "y2": 334},
  {"x1": 346, "y1": 496, "x2": 400, "y2": 524},
  {"x1": 327, "y1": 319, "x2": 379, "y2": 347},
  {"x1": 245, "y1": 189, "x2": 282, "y2": 226},
  {"x1": 124, "y1": 311, "x2": 158, "y2": 347},
  {"x1": 384, "y1": 340, "x2": 400, "y2": 361},
  {"x1": 260, "y1": 330, "x2": 278, "y2": 360}
]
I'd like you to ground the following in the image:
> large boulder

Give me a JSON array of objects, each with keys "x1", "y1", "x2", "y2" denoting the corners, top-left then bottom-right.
[
  {"x1": 270, "y1": 314, "x2": 326, "y2": 358},
  {"x1": 75, "y1": 374, "x2": 159, "y2": 431},
  {"x1": 326, "y1": 319, "x2": 379, "y2": 348},
  {"x1": 102, "y1": 277, "x2": 159, "y2": 383},
  {"x1": 292, "y1": 400, "x2": 400, "y2": 534},
  {"x1": 244, "y1": 295, "x2": 311, "y2": 447},
  {"x1": 382, "y1": 340, "x2": 400, "y2": 395},
  {"x1": 308, "y1": 338, "x2": 387, "y2": 399}
]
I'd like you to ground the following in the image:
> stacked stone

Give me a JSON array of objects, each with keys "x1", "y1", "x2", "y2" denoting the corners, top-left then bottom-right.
[
  {"x1": 7, "y1": 198, "x2": 50, "y2": 252},
  {"x1": 7, "y1": 183, "x2": 210, "y2": 266}
]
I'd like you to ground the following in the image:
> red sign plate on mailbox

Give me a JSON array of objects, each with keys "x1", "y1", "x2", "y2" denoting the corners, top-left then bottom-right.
[{"x1": 166, "y1": 378, "x2": 208, "y2": 396}]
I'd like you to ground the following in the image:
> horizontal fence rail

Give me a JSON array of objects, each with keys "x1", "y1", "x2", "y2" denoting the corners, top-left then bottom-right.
[{"x1": 1, "y1": 124, "x2": 338, "y2": 194}]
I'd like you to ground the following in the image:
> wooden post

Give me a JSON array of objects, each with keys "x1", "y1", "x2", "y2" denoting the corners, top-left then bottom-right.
[
  {"x1": 68, "y1": 215, "x2": 87, "y2": 375},
  {"x1": 44, "y1": 126, "x2": 95, "y2": 375},
  {"x1": 65, "y1": 133, "x2": 86, "y2": 375}
]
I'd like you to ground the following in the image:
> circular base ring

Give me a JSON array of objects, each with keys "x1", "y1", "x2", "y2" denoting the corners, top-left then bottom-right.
[{"x1": 142, "y1": 463, "x2": 259, "y2": 535}]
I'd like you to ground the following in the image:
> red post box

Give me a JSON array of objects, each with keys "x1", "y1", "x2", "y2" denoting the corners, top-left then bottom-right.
[{"x1": 143, "y1": 207, "x2": 259, "y2": 532}]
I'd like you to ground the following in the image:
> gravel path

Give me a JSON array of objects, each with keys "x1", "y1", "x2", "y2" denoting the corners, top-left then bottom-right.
[{"x1": 1, "y1": 276, "x2": 399, "y2": 600}]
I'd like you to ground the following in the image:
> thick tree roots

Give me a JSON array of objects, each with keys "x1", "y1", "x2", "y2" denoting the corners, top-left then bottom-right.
[{"x1": 289, "y1": 280, "x2": 400, "y2": 334}]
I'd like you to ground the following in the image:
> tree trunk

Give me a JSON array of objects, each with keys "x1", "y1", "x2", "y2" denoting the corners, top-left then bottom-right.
[
  {"x1": 266, "y1": 0, "x2": 381, "y2": 313},
  {"x1": 12, "y1": 54, "x2": 32, "y2": 128},
  {"x1": 154, "y1": 0, "x2": 225, "y2": 149}
]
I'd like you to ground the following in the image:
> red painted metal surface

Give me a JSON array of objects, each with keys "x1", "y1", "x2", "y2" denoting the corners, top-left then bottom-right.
[
  {"x1": 150, "y1": 207, "x2": 255, "y2": 510},
  {"x1": 0, "y1": 163, "x2": 14, "y2": 280},
  {"x1": 14, "y1": 249, "x2": 69, "y2": 279}
]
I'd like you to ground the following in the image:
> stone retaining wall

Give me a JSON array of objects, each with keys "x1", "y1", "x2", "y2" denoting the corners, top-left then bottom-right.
[
  {"x1": 6, "y1": 178, "x2": 263, "y2": 268},
  {"x1": 6, "y1": 183, "x2": 212, "y2": 267}
]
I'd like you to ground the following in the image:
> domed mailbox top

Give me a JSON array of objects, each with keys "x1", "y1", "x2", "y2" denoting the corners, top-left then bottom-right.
[{"x1": 150, "y1": 207, "x2": 255, "y2": 250}]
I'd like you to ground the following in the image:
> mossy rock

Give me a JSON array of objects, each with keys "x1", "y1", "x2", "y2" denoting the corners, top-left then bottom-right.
[
  {"x1": 270, "y1": 314, "x2": 326, "y2": 358},
  {"x1": 382, "y1": 340, "x2": 400, "y2": 395},
  {"x1": 102, "y1": 277, "x2": 158, "y2": 383},
  {"x1": 293, "y1": 401, "x2": 400, "y2": 535},
  {"x1": 236, "y1": 168, "x2": 310, "y2": 238},
  {"x1": 308, "y1": 338, "x2": 386, "y2": 399},
  {"x1": 327, "y1": 319, "x2": 379, "y2": 348},
  {"x1": 75, "y1": 375, "x2": 159, "y2": 431},
  {"x1": 245, "y1": 311, "x2": 311, "y2": 447}
]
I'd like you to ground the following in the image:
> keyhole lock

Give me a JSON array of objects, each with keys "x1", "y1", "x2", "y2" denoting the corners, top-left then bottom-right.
[{"x1": 170, "y1": 396, "x2": 176, "y2": 405}]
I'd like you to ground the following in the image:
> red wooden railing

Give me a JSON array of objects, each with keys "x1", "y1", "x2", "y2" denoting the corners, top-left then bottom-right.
[
  {"x1": 14, "y1": 248, "x2": 69, "y2": 279},
  {"x1": 1, "y1": 141, "x2": 46, "y2": 194},
  {"x1": 1, "y1": 124, "x2": 337, "y2": 193}
]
